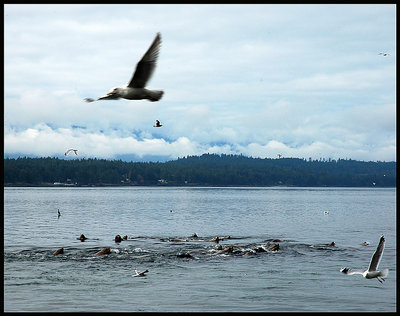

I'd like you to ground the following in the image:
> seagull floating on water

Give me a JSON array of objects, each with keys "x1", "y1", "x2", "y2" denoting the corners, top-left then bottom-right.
[
  {"x1": 133, "y1": 269, "x2": 149, "y2": 277},
  {"x1": 340, "y1": 235, "x2": 388, "y2": 283},
  {"x1": 85, "y1": 32, "x2": 163, "y2": 103},
  {"x1": 65, "y1": 149, "x2": 78, "y2": 156},
  {"x1": 153, "y1": 120, "x2": 163, "y2": 127}
]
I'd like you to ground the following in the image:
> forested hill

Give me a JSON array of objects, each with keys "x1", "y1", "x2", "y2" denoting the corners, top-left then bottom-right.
[{"x1": 3, "y1": 154, "x2": 396, "y2": 187}]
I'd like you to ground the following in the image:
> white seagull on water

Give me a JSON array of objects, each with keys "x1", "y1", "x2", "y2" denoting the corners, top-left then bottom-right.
[
  {"x1": 85, "y1": 32, "x2": 163, "y2": 103},
  {"x1": 340, "y1": 235, "x2": 388, "y2": 283},
  {"x1": 133, "y1": 269, "x2": 149, "y2": 277}
]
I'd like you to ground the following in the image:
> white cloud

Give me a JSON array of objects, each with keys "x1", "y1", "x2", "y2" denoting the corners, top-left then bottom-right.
[{"x1": 4, "y1": 4, "x2": 396, "y2": 162}]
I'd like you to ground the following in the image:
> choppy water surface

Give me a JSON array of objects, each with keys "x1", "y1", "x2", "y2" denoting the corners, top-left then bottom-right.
[{"x1": 4, "y1": 187, "x2": 396, "y2": 312}]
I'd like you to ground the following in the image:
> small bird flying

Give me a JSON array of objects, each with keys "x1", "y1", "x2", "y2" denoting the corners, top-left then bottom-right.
[
  {"x1": 378, "y1": 52, "x2": 389, "y2": 56},
  {"x1": 65, "y1": 149, "x2": 78, "y2": 156},
  {"x1": 85, "y1": 32, "x2": 163, "y2": 103},
  {"x1": 153, "y1": 120, "x2": 162, "y2": 127},
  {"x1": 340, "y1": 235, "x2": 388, "y2": 283}
]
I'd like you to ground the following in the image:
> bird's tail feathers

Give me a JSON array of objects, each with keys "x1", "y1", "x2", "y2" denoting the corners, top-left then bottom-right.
[
  {"x1": 148, "y1": 90, "x2": 164, "y2": 101},
  {"x1": 380, "y1": 269, "x2": 389, "y2": 278}
]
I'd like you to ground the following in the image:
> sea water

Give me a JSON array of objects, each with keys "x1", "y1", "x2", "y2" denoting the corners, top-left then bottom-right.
[{"x1": 4, "y1": 187, "x2": 396, "y2": 312}]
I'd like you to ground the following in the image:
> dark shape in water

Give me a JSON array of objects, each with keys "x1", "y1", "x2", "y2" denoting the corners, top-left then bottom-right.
[
  {"x1": 177, "y1": 252, "x2": 194, "y2": 259},
  {"x1": 78, "y1": 234, "x2": 87, "y2": 242},
  {"x1": 269, "y1": 244, "x2": 280, "y2": 251},
  {"x1": 93, "y1": 247, "x2": 111, "y2": 256},
  {"x1": 53, "y1": 248, "x2": 64, "y2": 255}
]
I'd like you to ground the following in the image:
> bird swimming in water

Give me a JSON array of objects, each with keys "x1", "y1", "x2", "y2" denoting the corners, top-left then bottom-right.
[
  {"x1": 77, "y1": 234, "x2": 88, "y2": 242},
  {"x1": 340, "y1": 235, "x2": 388, "y2": 283},
  {"x1": 133, "y1": 269, "x2": 149, "y2": 277},
  {"x1": 153, "y1": 120, "x2": 162, "y2": 127},
  {"x1": 65, "y1": 149, "x2": 78, "y2": 156},
  {"x1": 85, "y1": 32, "x2": 163, "y2": 103}
]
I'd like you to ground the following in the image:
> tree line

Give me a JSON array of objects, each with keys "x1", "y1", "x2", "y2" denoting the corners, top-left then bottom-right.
[{"x1": 3, "y1": 154, "x2": 396, "y2": 187}]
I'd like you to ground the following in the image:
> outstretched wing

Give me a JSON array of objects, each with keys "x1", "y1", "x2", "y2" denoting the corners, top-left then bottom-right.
[
  {"x1": 134, "y1": 269, "x2": 148, "y2": 277},
  {"x1": 340, "y1": 267, "x2": 365, "y2": 275},
  {"x1": 368, "y1": 235, "x2": 385, "y2": 272},
  {"x1": 85, "y1": 93, "x2": 120, "y2": 102},
  {"x1": 128, "y1": 33, "x2": 161, "y2": 88}
]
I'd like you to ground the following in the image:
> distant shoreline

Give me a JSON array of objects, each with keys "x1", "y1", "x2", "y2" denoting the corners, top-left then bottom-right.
[{"x1": 4, "y1": 154, "x2": 396, "y2": 187}]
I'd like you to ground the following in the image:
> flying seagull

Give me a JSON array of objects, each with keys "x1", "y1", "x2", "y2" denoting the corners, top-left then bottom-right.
[
  {"x1": 85, "y1": 32, "x2": 163, "y2": 103},
  {"x1": 378, "y1": 52, "x2": 389, "y2": 56},
  {"x1": 340, "y1": 235, "x2": 388, "y2": 283},
  {"x1": 133, "y1": 269, "x2": 149, "y2": 277},
  {"x1": 153, "y1": 120, "x2": 162, "y2": 127},
  {"x1": 65, "y1": 149, "x2": 78, "y2": 156}
]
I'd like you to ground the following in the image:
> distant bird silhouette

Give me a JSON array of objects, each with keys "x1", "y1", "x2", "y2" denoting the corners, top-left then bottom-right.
[
  {"x1": 153, "y1": 120, "x2": 163, "y2": 127},
  {"x1": 277, "y1": 154, "x2": 282, "y2": 158},
  {"x1": 57, "y1": 209, "x2": 61, "y2": 218},
  {"x1": 85, "y1": 32, "x2": 163, "y2": 103},
  {"x1": 133, "y1": 269, "x2": 149, "y2": 277},
  {"x1": 65, "y1": 149, "x2": 78, "y2": 156},
  {"x1": 378, "y1": 52, "x2": 389, "y2": 56},
  {"x1": 340, "y1": 235, "x2": 388, "y2": 283}
]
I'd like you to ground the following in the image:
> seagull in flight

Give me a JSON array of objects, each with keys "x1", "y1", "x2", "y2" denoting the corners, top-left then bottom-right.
[
  {"x1": 85, "y1": 32, "x2": 163, "y2": 103},
  {"x1": 133, "y1": 269, "x2": 149, "y2": 277},
  {"x1": 340, "y1": 235, "x2": 388, "y2": 283},
  {"x1": 378, "y1": 52, "x2": 389, "y2": 56},
  {"x1": 153, "y1": 120, "x2": 163, "y2": 127},
  {"x1": 65, "y1": 149, "x2": 78, "y2": 156}
]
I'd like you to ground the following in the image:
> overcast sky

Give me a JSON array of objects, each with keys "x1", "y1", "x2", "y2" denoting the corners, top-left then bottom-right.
[{"x1": 4, "y1": 4, "x2": 396, "y2": 162}]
